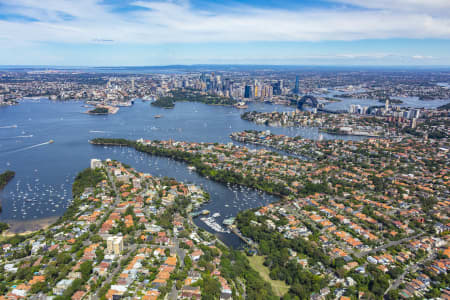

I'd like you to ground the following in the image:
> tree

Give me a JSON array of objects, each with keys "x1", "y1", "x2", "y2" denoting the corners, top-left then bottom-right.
[
  {"x1": 30, "y1": 281, "x2": 48, "y2": 294},
  {"x1": 0, "y1": 222, "x2": 9, "y2": 234},
  {"x1": 56, "y1": 253, "x2": 72, "y2": 265},
  {"x1": 369, "y1": 274, "x2": 389, "y2": 297},
  {"x1": 201, "y1": 275, "x2": 221, "y2": 300},
  {"x1": 386, "y1": 289, "x2": 400, "y2": 300},
  {"x1": 80, "y1": 261, "x2": 93, "y2": 281}
]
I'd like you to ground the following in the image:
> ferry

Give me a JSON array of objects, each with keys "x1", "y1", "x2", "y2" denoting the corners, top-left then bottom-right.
[
  {"x1": 154, "y1": 115, "x2": 162, "y2": 118},
  {"x1": 142, "y1": 95, "x2": 156, "y2": 101},
  {"x1": 116, "y1": 101, "x2": 132, "y2": 107},
  {"x1": 234, "y1": 101, "x2": 248, "y2": 109}
]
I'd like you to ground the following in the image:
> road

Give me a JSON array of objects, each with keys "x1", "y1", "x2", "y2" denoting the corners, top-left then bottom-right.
[
  {"x1": 384, "y1": 253, "x2": 436, "y2": 296},
  {"x1": 92, "y1": 167, "x2": 129, "y2": 300},
  {"x1": 168, "y1": 282, "x2": 178, "y2": 300},
  {"x1": 93, "y1": 244, "x2": 138, "y2": 300},
  {"x1": 106, "y1": 168, "x2": 122, "y2": 206},
  {"x1": 167, "y1": 233, "x2": 186, "y2": 299},
  {"x1": 356, "y1": 232, "x2": 424, "y2": 258}
]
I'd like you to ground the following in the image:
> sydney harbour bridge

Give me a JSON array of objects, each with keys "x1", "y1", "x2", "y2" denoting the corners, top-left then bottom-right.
[{"x1": 291, "y1": 95, "x2": 341, "y2": 114}]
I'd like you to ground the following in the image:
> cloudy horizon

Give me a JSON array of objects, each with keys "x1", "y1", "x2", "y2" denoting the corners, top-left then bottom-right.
[{"x1": 0, "y1": 0, "x2": 449, "y2": 66}]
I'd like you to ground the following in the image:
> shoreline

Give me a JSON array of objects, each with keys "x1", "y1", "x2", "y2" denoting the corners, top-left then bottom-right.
[
  {"x1": 91, "y1": 139, "x2": 288, "y2": 198},
  {"x1": 1, "y1": 216, "x2": 59, "y2": 237}
]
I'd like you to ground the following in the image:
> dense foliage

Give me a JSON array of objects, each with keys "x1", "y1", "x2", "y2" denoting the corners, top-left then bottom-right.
[
  {"x1": 236, "y1": 210, "x2": 330, "y2": 299},
  {"x1": 0, "y1": 222, "x2": 9, "y2": 234},
  {"x1": 88, "y1": 107, "x2": 109, "y2": 114},
  {"x1": 72, "y1": 167, "x2": 105, "y2": 198},
  {"x1": 0, "y1": 170, "x2": 15, "y2": 190},
  {"x1": 219, "y1": 247, "x2": 278, "y2": 300},
  {"x1": 438, "y1": 102, "x2": 450, "y2": 110},
  {"x1": 151, "y1": 97, "x2": 175, "y2": 108},
  {"x1": 152, "y1": 89, "x2": 236, "y2": 108}
]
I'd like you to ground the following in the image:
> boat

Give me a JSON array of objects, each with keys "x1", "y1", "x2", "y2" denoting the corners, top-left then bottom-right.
[
  {"x1": 201, "y1": 209, "x2": 210, "y2": 215},
  {"x1": 49, "y1": 140, "x2": 54, "y2": 144},
  {"x1": 223, "y1": 217, "x2": 235, "y2": 226},
  {"x1": 116, "y1": 101, "x2": 132, "y2": 107},
  {"x1": 142, "y1": 95, "x2": 155, "y2": 101},
  {"x1": 200, "y1": 217, "x2": 230, "y2": 233},
  {"x1": 212, "y1": 212, "x2": 221, "y2": 218},
  {"x1": 154, "y1": 115, "x2": 162, "y2": 118},
  {"x1": 234, "y1": 101, "x2": 248, "y2": 109}
]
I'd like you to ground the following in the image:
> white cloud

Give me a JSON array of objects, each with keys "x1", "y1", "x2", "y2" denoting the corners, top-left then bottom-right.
[
  {"x1": 331, "y1": 0, "x2": 450, "y2": 15},
  {"x1": 412, "y1": 55, "x2": 433, "y2": 59},
  {"x1": 0, "y1": 0, "x2": 449, "y2": 45}
]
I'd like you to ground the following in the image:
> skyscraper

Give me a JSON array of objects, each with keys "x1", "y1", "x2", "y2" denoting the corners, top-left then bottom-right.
[
  {"x1": 244, "y1": 85, "x2": 252, "y2": 98},
  {"x1": 294, "y1": 75, "x2": 300, "y2": 94},
  {"x1": 272, "y1": 82, "x2": 281, "y2": 95}
]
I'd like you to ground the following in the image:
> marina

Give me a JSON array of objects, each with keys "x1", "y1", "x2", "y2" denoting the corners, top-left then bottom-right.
[{"x1": 199, "y1": 216, "x2": 230, "y2": 233}]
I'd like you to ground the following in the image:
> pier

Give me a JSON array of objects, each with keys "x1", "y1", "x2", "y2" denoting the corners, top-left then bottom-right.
[{"x1": 228, "y1": 225, "x2": 258, "y2": 249}]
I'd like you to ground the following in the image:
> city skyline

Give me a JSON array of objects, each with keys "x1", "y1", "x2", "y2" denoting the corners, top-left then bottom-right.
[{"x1": 0, "y1": 0, "x2": 450, "y2": 66}]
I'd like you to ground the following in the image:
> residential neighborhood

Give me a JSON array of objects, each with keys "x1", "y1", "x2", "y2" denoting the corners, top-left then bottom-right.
[{"x1": 0, "y1": 160, "x2": 257, "y2": 299}]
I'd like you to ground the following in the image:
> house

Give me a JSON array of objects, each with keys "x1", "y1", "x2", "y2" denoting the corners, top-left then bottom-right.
[
  {"x1": 180, "y1": 286, "x2": 201, "y2": 299},
  {"x1": 53, "y1": 279, "x2": 74, "y2": 295},
  {"x1": 191, "y1": 250, "x2": 204, "y2": 261},
  {"x1": 72, "y1": 290, "x2": 86, "y2": 300}
]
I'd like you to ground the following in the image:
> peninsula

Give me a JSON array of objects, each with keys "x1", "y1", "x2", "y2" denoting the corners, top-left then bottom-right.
[
  {"x1": 0, "y1": 170, "x2": 15, "y2": 190},
  {"x1": 0, "y1": 159, "x2": 275, "y2": 299}
]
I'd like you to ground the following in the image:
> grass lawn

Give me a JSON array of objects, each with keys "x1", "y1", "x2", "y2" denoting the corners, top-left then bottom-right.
[{"x1": 247, "y1": 255, "x2": 290, "y2": 297}]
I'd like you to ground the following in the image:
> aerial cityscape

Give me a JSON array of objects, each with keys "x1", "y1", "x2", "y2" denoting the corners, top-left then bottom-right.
[{"x1": 0, "y1": 0, "x2": 449, "y2": 300}]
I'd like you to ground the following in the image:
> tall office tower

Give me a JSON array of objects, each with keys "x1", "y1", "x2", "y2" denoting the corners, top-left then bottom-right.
[
  {"x1": 131, "y1": 79, "x2": 135, "y2": 90},
  {"x1": 272, "y1": 82, "x2": 281, "y2": 95},
  {"x1": 224, "y1": 79, "x2": 230, "y2": 91},
  {"x1": 244, "y1": 85, "x2": 252, "y2": 98},
  {"x1": 414, "y1": 109, "x2": 421, "y2": 119},
  {"x1": 349, "y1": 104, "x2": 355, "y2": 114},
  {"x1": 385, "y1": 98, "x2": 390, "y2": 111},
  {"x1": 294, "y1": 75, "x2": 300, "y2": 94},
  {"x1": 362, "y1": 106, "x2": 369, "y2": 115}
]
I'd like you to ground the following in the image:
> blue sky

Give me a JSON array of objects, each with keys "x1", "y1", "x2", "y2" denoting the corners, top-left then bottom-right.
[{"x1": 0, "y1": 0, "x2": 449, "y2": 66}]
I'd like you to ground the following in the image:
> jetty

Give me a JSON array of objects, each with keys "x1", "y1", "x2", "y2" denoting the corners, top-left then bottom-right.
[{"x1": 228, "y1": 225, "x2": 258, "y2": 248}]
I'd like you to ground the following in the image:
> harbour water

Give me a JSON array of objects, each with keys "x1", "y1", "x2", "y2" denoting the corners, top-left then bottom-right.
[{"x1": 0, "y1": 97, "x2": 447, "y2": 246}]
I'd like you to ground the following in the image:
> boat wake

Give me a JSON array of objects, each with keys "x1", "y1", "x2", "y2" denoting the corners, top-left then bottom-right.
[
  {"x1": 0, "y1": 135, "x2": 33, "y2": 140},
  {"x1": 0, "y1": 124, "x2": 18, "y2": 129},
  {"x1": 1, "y1": 140, "x2": 53, "y2": 156},
  {"x1": 89, "y1": 130, "x2": 110, "y2": 133}
]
